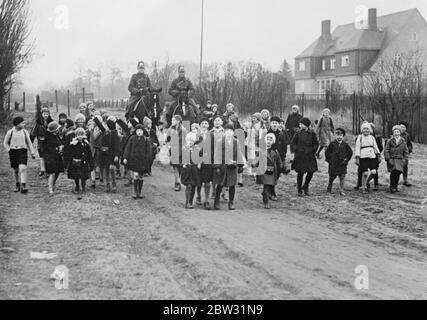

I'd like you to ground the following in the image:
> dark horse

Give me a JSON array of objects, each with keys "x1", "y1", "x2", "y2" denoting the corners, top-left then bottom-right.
[
  {"x1": 165, "y1": 91, "x2": 199, "y2": 127},
  {"x1": 126, "y1": 88, "x2": 163, "y2": 127}
]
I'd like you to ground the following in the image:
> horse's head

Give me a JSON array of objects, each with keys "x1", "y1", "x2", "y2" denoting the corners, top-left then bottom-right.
[{"x1": 148, "y1": 88, "x2": 162, "y2": 103}]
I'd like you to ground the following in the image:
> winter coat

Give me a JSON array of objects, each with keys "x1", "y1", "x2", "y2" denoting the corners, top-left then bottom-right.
[
  {"x1": 401, "y1": 132, "x2": 413, "y2": 154},
  {"x1": 291, "y1": 129, "x2": 319, "y2": 174},
  {"x1": 325, "y1": 140, "x2": 353, "y2": 176},
  {"x1": 64, "y1": 138, "x2": 94, "y2": 180},
  {"x1": 42, "y1": 131, "x2": 64, "y2": 174},
  {"x1": 123, "y1": 135, "x2": 152, "y2": 174},
  {"x1": 268, "y1": 128, "x2": 289, "y2": 161},
  {"x1": 285, "y1": 113, "x2": 303, "y2": 137},
  {"x1": 30, "y1": 117, "x2": 53, "y2": 155},
  {"x1": 316, "y1": 116, "x2": 334, "y2": 147},
  {"x1": 384, "y1": 137, "x2": 409, "y2": 173},
  {"x1": 212, "y1": 137, "x2": 245, "y2": 187},
  {"x1": 98, "y1": 129, "x2": 121, "y2": 167},
  {"x1": 256, "y1": 148, "x2": 283, "y2": 186}
]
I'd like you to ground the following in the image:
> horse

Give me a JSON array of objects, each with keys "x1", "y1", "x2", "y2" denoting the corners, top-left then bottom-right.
[
  {"x1": 165, "y1": 92, "x2": 199, "y2": 128},
  {"x1": 126, "y1": 88, "x2": 163, "y2": 127}
]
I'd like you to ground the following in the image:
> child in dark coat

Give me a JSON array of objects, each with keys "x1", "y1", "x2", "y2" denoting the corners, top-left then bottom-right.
[
  {"x1": 325, "y1": 128, "x2": 353, "y2": 196},
  {"x1": 42, "y1": 122, "x2": 65, "y2": 194},
  {"x1": 181, "y1": 132, "x2": 202, "y2": 209},
  {"x1": 291, "y1": 117, "x2": 319, "y2": 196},
  {"x1": 196, "y1": 118, "x2": 214, "y2": 210},
  {"x1": 30, "y1": 106, "x2": 53, "y2": 176},
  {"x1": 116, "y1": 118, "x2": 138, "y2": 186},
  {"x1": 256, "y1": 133, "x2": 283, "y2": 209},
  {"x1": 64, "y1": 128, "x2": 94, "y2": 195},
  {"x1": 142, "y1": 117, "x2": 160, "y2": 176},
  {"x1": 93, "y1": 117, "x2": 121, "y2": 193},
  {"x1": 123, "y1": 124, "x2": 152, "y2": 199}
]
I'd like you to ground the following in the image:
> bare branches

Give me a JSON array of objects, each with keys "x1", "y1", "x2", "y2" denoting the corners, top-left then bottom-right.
[{"x1": 0, "y1": 0, "x2": 33, "y2": 109}]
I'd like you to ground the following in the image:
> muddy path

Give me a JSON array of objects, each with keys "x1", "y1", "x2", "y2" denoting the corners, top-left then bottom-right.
[{"x1": 0, "y1": 110, "x2": 426, "y2": 300}]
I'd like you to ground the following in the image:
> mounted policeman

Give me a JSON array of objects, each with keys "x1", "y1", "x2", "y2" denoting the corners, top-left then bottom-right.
[
  {"x1": 125, "y1": 61, "x2": 152, "y2": 121},
  {"x1": 166, "y1": 65, "x2": 200, "y2": 126}
]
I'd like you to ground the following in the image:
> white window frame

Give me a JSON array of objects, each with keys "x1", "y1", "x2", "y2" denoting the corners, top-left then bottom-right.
[
  {"x1": 341, "y1": 55, "x2": 350, "y2": 67},
  {"x1": 331, "y1": 58, "x2": 336, "y2": 70},
  {"x1": 299, "y1": 61, "x2": 306, "y2": 72},
  {"x1": 322, "y1": 59, "x2": 326, "y2": 71}
]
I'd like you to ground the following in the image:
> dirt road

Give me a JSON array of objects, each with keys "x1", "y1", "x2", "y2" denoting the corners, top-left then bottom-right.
[{"x1": 0, "y1": 110, "x2": 426, "y2": 300}]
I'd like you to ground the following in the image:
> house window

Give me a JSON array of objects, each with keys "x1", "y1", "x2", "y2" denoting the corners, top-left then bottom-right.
[
  {"x1": 300, "y1": 82, "x2": 305, "y2": 93},
  {"x1": 321, "y1": 80, "x2": 325, "y2": 93},
  {"x1": 342, "y1": 80, "x2": 349, "y2": 93},
  {"x1": 413, "y1": 33, "x2": 418, "y2": 41},
  {"x1": 341, "y1": 55, "x2": 350, "y2": 67},
  {"x1": 395, "y1": 53, "x2": 402, "y2": 65},
  {"x1": 299, "y1": 61, "x2": 306, "y2": 71},
  {"x1": 322, "y1": 59, "x2": 326, "y2": 71},
  {"x1": 331, "y1": 58, "x2": 336, "y2": 70}
]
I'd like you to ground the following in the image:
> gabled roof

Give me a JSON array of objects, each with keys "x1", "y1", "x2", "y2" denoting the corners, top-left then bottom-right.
[{"x1": 296, "y1": 8, "x2": 422, "y2": 59}]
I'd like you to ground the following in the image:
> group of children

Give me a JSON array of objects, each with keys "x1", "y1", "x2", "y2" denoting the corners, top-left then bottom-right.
[{"x1": 3, "y1": 102, "x2": 414, "y2": 209}]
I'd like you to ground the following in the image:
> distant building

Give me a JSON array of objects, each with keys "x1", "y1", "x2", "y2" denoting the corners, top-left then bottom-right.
[{"x1": 294, "y1": 8, "x2": 427, "y2": 94}]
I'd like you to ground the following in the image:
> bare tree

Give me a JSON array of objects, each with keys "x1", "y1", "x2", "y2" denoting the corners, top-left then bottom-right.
[{"x1": 0, "y1": 0, "x2": 33, "y2": 110}]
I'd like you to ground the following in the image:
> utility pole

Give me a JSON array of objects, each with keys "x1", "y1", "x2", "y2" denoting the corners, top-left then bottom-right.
[{"x1": 199, "y1": 0, "x2": 205, "y2": 88}]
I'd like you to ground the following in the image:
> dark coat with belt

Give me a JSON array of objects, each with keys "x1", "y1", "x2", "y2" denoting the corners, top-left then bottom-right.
[
  {"x1": 285, "y1": 113, "x2": 303, "y2": 136},
  {"x1": 42, "y1": 131, "x2": 64, "y2": 174},
  {"x1": 64, "y1": 138, "x2": 94, "y2": 180},
  {"x1": 384, "y1": 137, "x2": 409, "y2": 173},
  {"x1": 325, "y1": 140, "x2": 353, "y2": 176},
  {"x1": 256, "y1": 148, "x2": 283, "y2": 186},
  {"x1": 212, "y1": 137, "x2": 245, "y2": 187},
  {"x1": 291, "y1": 129, "x2": 319, "y2": 174},
  {"x1": 123, "y1": 135, "x2": 152, "y2": 174}
]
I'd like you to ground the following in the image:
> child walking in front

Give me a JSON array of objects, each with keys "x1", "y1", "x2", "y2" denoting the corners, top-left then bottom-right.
[
  {"x1": 399, "y1": 121, "x2": 413, "y2": 187},
  {"x1": 181, "y1": 132, "x2": 202, "y2": 209},
  {"x1": 64, "y1": 128, "x2": 94, "y2": 195},
  {"x1": 325, "y1": 128, "x2": 353, "y2": 196},
  {"x1": 42, "y1": 122, "x2": 65, "y2": 195},
  {"x1": 123, "y1": 124, "x2": 152, "y2": 199},
  {"x1": 355, "y1": 122, "x2": 381, "y2": 194},
  {"x1": 256, "y1": 133, "x2": 283, "y2": 209},
  {"x1": 3, "y1": 117, "x2": 36, "y2": 193}
]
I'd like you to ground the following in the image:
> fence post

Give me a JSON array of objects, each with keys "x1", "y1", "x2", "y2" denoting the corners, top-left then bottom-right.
[
  {"x1": 67, "y1": 90, "x2": 70, "y2": 117},
  {"x1": 55, "y1": 90, "x2": 58, "y2": 112},
  {"x1": 82, "y1": 88, "x2": 86, "y2": 103},
  {"x1": 22, "y1": 92, "x2": 26, "y2": 112}
]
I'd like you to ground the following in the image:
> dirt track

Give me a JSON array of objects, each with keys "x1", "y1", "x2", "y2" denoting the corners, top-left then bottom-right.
[{"x1": 0, "y1": 110, "x2": 426, "y2": 300}]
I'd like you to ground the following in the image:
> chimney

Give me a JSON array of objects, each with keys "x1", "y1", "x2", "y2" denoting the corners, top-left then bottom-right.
[
  {"x1": 368, "y1": 8, "x2": 377, "y2": 30},
  {"x1": 322, "y1": 20, "x2": 331, "y2": 40}
]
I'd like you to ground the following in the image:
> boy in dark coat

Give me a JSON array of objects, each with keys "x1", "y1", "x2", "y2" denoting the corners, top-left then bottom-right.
[
  {"x1": 256, "y1": 133, "x2": 283, "y2": 209},
  {"x1": 213, "y1": 124, "x2": 245, "y2": 210},
  {"x1": 196, "y1": 118, "x2": 214, "y2": 210},
  {"x1": 290, "y1": 117, "x2": 319, "y2": 196},
  {"x1": 93, "y1": 117, "x2": 121, "y2": 193},
  {"x1": 117, "y1": 118, "x2": 138, "y2": 186},
  {"x1": 123, "y1": 124, "x2": 152, "y2": 199},
  {"x1": 31, "y1": 106, "x2": 53, "y2": 177},
  {"x1": 181, "y1": 132, "x2": 202, "y2": 209},
  {"x1": 64, "y1": 128, "x2": 94, "y2": 195},
  {"x1": 325, "y1": 128, "x2": 353, "y2": 196},
  {"x1": 384, "y1": 125, "x2": 409, "y2": 193},
  {"x1": 285, "y1": 105, "x2": 303, "y2": 151},
  {"x1": 399, "y1": 121, "x2": 413, "y2": 187}
]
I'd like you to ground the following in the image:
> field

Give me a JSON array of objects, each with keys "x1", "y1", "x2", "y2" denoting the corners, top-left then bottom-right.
[{"x1": 0, "y1": 107, "x2": 426, "y2": 300}]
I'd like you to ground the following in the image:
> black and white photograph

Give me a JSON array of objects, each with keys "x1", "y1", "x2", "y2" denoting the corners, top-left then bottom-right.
[{"x1": 0, "y1": 0, "x2": 426, "y2": 306}]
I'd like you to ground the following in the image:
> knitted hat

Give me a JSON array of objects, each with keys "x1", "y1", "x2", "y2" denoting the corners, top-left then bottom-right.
[
  {"x1": 261, "y1": 109, "x2": 271, "y2": 118},
  {"x1": 335, "y1": 128, "x2": 346, "y2": 136},
  {"x1": 79, "y1": 103, "x2": 87, "y2": 110},
  {"x1": 107, "y1": 120, "x2": 116, "y2": 131},
  {"x1": 224, "y1": 124, "x2": 235, "y2": 131},
  {"x1": 270, "y1": 116, "x2": 281, "y2": 124},
  {"x1": 143, "y1": 116, "x2": 152, "y2": 126},
  {"x1": 265, "y1": 133, "x2": 276, "y2": 144},
  {"x1": 47, "y1": 121, "x2": 60, "y2": 133},
  {"x1": 129, "y1": 118, "x2": 139, "y2": 128},
  {"x1": 252, "y1": 112, "x2": 262, "y2": 122},
  {"x1": 107, "y1": 115, "x2": 117, "y2": 123},
  {"x1": 185, "y1": 132, "x2": 198, "y2": 145},
  {"x1": 173, "y1": 115, "x2": 183, "y2": 123},
  {"x1": 135, "y1": 124, "x2": 144, "y2": 131},
  {"x1": 75, "y1": 113, "x2": 86, "y2": 123},
  {"x1": 226, "y1": 103, "x2": 235, "y2": 110},
  {"x1": 41, "y1": 107, "x2": 50, "y2": 114},
  {"x1": 13, "y1": 116, "x2": 25, "y2": 126},
  {"x1": 58, "y1": 113, "x2": 67, "y2": 119},
  {"x1": 361, "y1": 122, "x2": 371, "y2": 131},
  {"x1": 300, "y1": 117, "x2": 311, "y2": 128},
  {"x1": 392, "y1": 125, "x2": 402, "y2": 133},
  {"x1": 323, "y1": 108, "x2": 331, "y2": 114},
  {"x1": 291, "y1": 105, "x2": 300, "y2": 111}
]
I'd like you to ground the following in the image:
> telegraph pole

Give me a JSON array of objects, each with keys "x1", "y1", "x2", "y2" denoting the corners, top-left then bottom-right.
[{"x1": 199, "y1": 0, "x2": 205, "y2": 87}]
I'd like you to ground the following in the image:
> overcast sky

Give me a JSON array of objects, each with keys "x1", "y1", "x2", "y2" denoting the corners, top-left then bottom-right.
[{"x1": 19, "y1": 0, "x2": 427, "y2": 90}]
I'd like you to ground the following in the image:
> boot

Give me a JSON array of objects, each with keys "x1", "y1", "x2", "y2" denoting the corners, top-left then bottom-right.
[
  {"x1": 264, "y1": 201, "x2": 271, "y2": 209},
  {"x1": 20, "y1": 183, "x2": 28, "y2": 194},
  {"x1": 133, "y1": 181, "x2": 139, "y2": 199},
  {"x1": 204, "y1": 202, "x2": 211, "y2": 210},
  {"x1": 73, "y1": 185, "x2": 80, "y2": 194},
  {"x1": 14, "y1": 182, "x2": 20, "y2": 193},
  {"x1": 228, "y1": 202, "x2": 235, "y2": 211},
  {"x1": 138, "y1": 180, "x2": 144, "y2": 199},
  {"x1": 185, "y1": 186, "x2": 193, "y2": 209},
  {"x1": 327, "y1": 183, "x2": 333, "y2": 193},
  {"x1": 106, "y1": 183, "x2": 111, "y2": 193},
  {"x1": 213, "y1": 191, "x2": 221, "y2": 210},
  {"x1": 297, "y1": 187, "x2": 304, "y2": 197},
  {"x1": 303, "y1": 184, "x2": 311, "y2": 196},
  {"x1": 91, "y1": 180, "x2": 96, "y2": 189}
]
